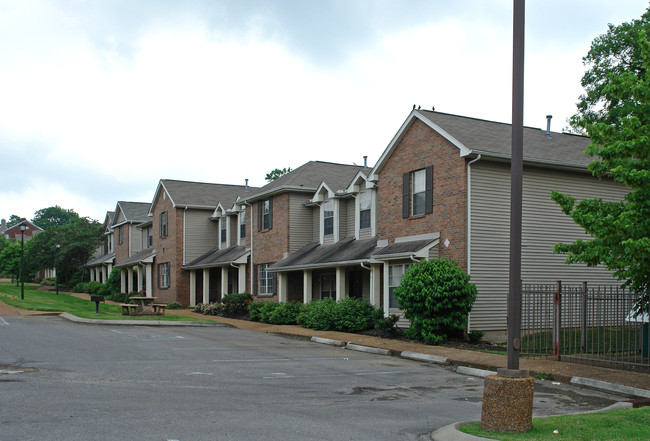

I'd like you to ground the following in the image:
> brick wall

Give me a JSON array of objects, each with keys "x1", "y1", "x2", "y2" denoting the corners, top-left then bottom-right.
[
  {"x1": 113, "y1": 224, "x2": 130, "y2": 266},
  {"x1": 376, "y1": 119, "x2": 468, "y2": 269}
]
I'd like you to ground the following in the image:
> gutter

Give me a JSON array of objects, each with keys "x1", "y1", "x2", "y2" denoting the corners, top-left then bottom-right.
[{"x1": 466, "y1": 154, "x2": 481, "y2": 333}]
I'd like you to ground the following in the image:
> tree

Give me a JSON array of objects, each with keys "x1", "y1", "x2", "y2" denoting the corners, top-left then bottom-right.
[
  {"x1": 0, "y1": 242, "x2": 21, "y2": 284},
  {"x1": 551, "y1": 8, "x2": 650, "y2": 315},
  {"x1": 7, "y1": 215, "x2": 25, "y2": 228},
  {"x1": 32, "y1": 206, "x2": 80, "y2": 230},
  {"x1": 265, "y1": 167, "x2": 292, "y2": 182},
  {"x1": 394, "y1": 259, "x2": 477, "y2": 345}
]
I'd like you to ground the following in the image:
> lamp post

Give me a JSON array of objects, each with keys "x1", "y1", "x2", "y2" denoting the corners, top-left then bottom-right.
[
  {"x1": 55, "y1": 243, "x2": 61, "y2": 295},
  {"x1": 20, "y1": 223, "x2": 27, "y2": 300}
]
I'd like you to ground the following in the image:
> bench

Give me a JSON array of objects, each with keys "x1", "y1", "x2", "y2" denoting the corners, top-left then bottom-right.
[
  {"x1": 152, "y1": 303, "x2": 167, "y2": 315},
  {"x1": 120, "y1": 304, "x2": 138, "y2": 316}
]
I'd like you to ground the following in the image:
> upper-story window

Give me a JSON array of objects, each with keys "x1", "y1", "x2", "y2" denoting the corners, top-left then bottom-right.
[
  {"x1": 323, "y1": 200, "x2": 334, "y2": 236},
  {"x1": 403, "y1": 166, "x2": 433, "y2": 218},
  {"x1": 239, "y1": 209, "x2": 246, "y2": 239},
  {"x1": 108, "y1": 234, "x2": 113, "y2": 253},
  {"x1": 117, "y1": 226, "x2": 124, "y2": 245},
  {"x1": 146, "y1": 227, "x2": 153, "y2": 248},
  {"x1": 220, "y1": 218, "x2": 227, "y2": 244},
  {"x1": 160, "y1": 211, "x2": 168, "y2": 237},
  {"x1": 359, "y1": 191, "x2": 371, "y2": 229},
  {"x1": 258, "y1": 199, "x2": 273, "y2": 231}
]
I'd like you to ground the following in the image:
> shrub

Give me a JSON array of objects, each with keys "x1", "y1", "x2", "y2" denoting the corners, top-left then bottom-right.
[
  {"x1": 267, "y1": 302, "x2": 304, "y2": 325},
  {"x1": 221, "y1": 292, "x2": 252, "y2": 316},
  {"x1": 193, "y1": 303, "x2": 206, "y2": 314},
  {"x1": 86, "y1": 281, "x2": 104, "y2": 294},
  {"x1": 297, "y1": 297, "x2": 338, "y2": 330},
  {"x1": 394, "y1": 258, "x2": 477, "y2": 345},
  {"x1": 167, "y1": 301, "x2": 182, "y2": 310},
  {"x1": 73, "y1": 282, "x2": 88, "y2": 293},
  {"x1": 374, "y1": 312, "x2": 399, "y2": 332},
  {"x1": 468, "y1": 330, "x2": 485, "y2": 344},
  {"x1": 41, "y1": 278, "x2": 56, "y2": 287},
  {"x1": 248, "y1": 301, "x2": 280, "y2": 322},
  {"x1": 203, "y1": 302, "x2": 224, "y2": 316},
  {"x1": 106, "y1": 268, "x2": 121, "y2": 294},
  {"x1": 34, "y1": 276, "x2": 42, "y2": 284},
  {"x1": 97, "y1": 286, "x2": 112, "y2": 297},
  {"x1": 331, "y1": 298, "x2": 376, "y2": 332}
]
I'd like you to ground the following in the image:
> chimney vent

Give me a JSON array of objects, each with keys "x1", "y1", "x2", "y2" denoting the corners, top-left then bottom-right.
[
  {"x1": 363, "y1": 156, "x2": 368, "y2": 170},
  {"x1": 545, "y1": 115, "x2": 552, "y2": 138},
  {"x1": 244, "y1": 179, "x2": 249, "y2": 192}
]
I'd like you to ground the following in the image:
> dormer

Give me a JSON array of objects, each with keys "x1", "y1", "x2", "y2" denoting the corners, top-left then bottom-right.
[
  {"x1": 346, "y1": 171, "x2": 377, "y2": 240},
  {"x1": 212, "y1": 204, "x2": 230, "y2": 250},
  {"x1": 312, "y1": 182, "x2": 340, "y2": 245}
]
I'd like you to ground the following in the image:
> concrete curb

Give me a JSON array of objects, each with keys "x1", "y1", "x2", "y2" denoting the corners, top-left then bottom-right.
[
  {"x1": 456, "y1": 366, "x2": 497, "y2": 378},
  {"x1": 345, "y1": 343, "x2": 392, "y2": 356},
  {"x1": 401, "y1": 351, "x2": 449, "y2": 365},
  {"x1": 570, "y1": 376, "x2": 650, "y2": 398},
  {"x1": 310, "y1": 336, "x2": 347, "y2": 347},
  {"x1": 59, "y1": 312, "x2": 225, "y2": 327}
]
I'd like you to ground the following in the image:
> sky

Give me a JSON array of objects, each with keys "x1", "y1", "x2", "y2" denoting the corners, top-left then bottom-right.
[{"x1": 0, "y1": 0, "x2": 647, "y2": 223}]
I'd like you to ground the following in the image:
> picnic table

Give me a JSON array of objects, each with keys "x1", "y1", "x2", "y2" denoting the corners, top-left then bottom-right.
[{"x1": 121, "y1": 297, "x2": 167, "y2": 316}]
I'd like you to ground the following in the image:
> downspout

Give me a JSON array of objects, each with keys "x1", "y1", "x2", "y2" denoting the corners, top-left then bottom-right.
[
  {"x1": 466, "y1": 154, "x2": 482, "y2": 332},
  {"x1": 360, "y1": 262, "x2": 371, "y2": 270},
  {"x1": 410, "y1": 255, "x2": 420, "y2": 263},
  {"x1": 244, "y1": 201, "x2": 253, "y2": 294}
]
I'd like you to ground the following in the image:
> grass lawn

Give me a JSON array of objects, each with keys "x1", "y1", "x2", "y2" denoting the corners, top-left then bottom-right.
[
  {"x1": 0, "y1": 282, "x2": 207, "y2": 322},
  {"x1": 460, "y1": 406, "x2": 650, "y2": 441}
]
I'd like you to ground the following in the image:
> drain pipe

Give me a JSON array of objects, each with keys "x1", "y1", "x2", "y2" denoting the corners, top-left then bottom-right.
[
  {"x1": 244, "y1": 201, "x2": 254, "y2": 294},
  {"x1": 466, "y1": 154, "x2": 482, "y2": 332}
]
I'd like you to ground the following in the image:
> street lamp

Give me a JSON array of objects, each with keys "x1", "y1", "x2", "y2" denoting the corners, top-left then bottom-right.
[
  {"x1": 20, "y1": 223, "x2": 27, "y2": 300},
  {"x1": 55, "y1": 243, "x2": 61, "y2": 295}
]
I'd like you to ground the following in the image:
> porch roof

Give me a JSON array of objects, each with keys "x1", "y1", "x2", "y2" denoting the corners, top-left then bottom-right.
[
  {"x1": 183, "y1": 245, "x2": 249, "y2": 270},
  {"x1": 86, "y1": 252, "x2": 115, "y2": 268},
  {"x1": 269, "y1": 237, "x2": 381, "y2": 271},
  {"x1": 114, "y1": 248, "x2": 156, "y2": 268},
  {"x1": 372, "y1": 237, "x2": 439, "y2": 260}
]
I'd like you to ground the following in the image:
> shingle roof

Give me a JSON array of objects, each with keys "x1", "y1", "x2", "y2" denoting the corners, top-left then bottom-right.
[
  {"x1": 183, "y1": 245, "x2": 249, "y2": 269},
  {"x1": 117, "y1": 202, "x2": 151, "y2": 223},
  {"x1": 86, "y1": 252, "x2": 115, "y2": 267},
  {"x1": 161, "y1": 180, "x2": 253, "y2": 209},
  {"x1": 269, "y1": 238, "x2": 380, "y2": 271},
  {"x1": 416, "y1": 110, "x2": 592, "y2": 168},
  {"x1": 114, "y1": 248, "x2": 155, "y2": 268},
  {"x1": 242, "y1": 161, "x2": 366, "y2": 202}
]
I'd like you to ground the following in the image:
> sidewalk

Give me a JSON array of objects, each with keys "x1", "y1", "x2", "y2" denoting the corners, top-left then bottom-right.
[{"x1": 2, "y1": 292, "x2": 649, "y2": 394}]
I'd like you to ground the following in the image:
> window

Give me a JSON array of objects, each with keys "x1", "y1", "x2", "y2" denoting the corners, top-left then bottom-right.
[
  {"x1": 258, "y1": 199, "x2": 273, "y2": 231},
  {"x1": 220, "y1": 219, "x2": 227, "y2": 244},
  {"x1": 316, "y1": 271, "x2": 336, "y2": 299},
  {"x1": 239, "y1": 209, "x2": 246, "y2": 239},
  {"x1": 108, "y1": 234, "x2": 113, "y2": 252},
  {"x1": 359, "y1": 191, "x2": 371, "y2": 229},
  {"x1": 147, "y1": 227, "x2": 153, "y2": 248},
  {"x1": 402, "y1": 166, "x2": 433, "y2": 218},
  {"x1": 388, "y1": 263, "x2": 410, "y2": 308},
  {"x1": 117, "y1": 226, "x2": 124, "y2": 245},
  {"x1": 257, "y1": 264, "x2": 275, "y2": 295},
  {"x1": 159, "y1": 262, "x2": 170, "y2": 288},
  {"x1": 323, "y1": 200, "x2": 334, "y2": 235},
  {"x1": 160, "y1": 211, "x2": 168, "y2": 237}
]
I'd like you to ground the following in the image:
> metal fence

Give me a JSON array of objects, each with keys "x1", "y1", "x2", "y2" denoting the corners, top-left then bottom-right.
[{"x1": 521, "y1": 281, "x2": 649, "y2": 372}]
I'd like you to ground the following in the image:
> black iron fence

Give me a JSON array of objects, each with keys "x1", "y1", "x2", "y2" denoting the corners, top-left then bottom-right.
[{"x1": 521, "y1": 282, "x2": 649, "y2": 372}]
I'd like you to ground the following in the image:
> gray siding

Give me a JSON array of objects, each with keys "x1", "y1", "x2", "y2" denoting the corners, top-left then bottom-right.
[
  {"x1": 184, "y1": 209, "x2": 218, "y2": 264},
  {"x1": 469, "y1": 161, "x2": 628, "y2": 331},
  {"x1": 345, "y1": 198, "x2": 355, "y2": 238},
  {"x1": 312, "y1": 207, "x2": 320, "y2": 242},
  {"x1": 289, "y1": 193, "x2": 313, "y2": 253},
  {"x1": 339, "y1": 198, "x2": 349, "y2": 239},
  {"x1": 229, "y1": 215, "x2": 237, "y2": 246},
  {"x1": 129, "y1": 225, "x2": 142, "y2": 255}
]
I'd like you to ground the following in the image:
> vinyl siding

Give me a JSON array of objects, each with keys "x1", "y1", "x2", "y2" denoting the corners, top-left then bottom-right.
[
  {"x1": 469, "y1": 161, "x2": 628, "y2": 331},
  {"x1": 129, "y1": 225, "x2": 142, "y2": 255},
  {"x1": 289, "y1": 193, "x2": 313, "y2": 253},
  {"x1": 339, "y1": 198, "x2": 349, "y2": 239},
  {"x1": 312, "y1": 207, "x2": 320, "y2": 242},
  {"x1": 345, "y1": 198, "x2": 355, "y2": 238},
  {"x1": 229, "y1": 215, "x2": 237, "y2": 246},
  {"x1": 184, "y1": 209, "x2": 218, "y2": 264}
]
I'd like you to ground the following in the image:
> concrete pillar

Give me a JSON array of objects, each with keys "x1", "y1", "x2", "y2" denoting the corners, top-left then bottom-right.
[
  {"x1": 238, "y1": 264, "x2": 247, "y2": 293},
  {"x1": 189, "y1": 270, "x2": 197, "y2": 306},
  {"x1": 127, "y1": 267, "x2": 134, "y2": 293},
  {"x1": 335, "y1": 267, "x2": 345, "y2": 301},
  {"x1": 221, "y1": 266, "x2": 228, "y2": 295},
  {"x1": 370, "y1": 264, "x2": 381, "y2": 309},
  {"x1": 137, "y1": 265, "x2": 143, "y2": 292},
  {"x1": 303, "y1": 270, "x2": 312, "y2": 304},
  {"x1": 120, "y1": 269, "x2": 126, "y2": 293},
  {"x1": 278, "y1": 272, "x2": 287, "y2": 302},
  {"x1": 202, "y1": 269, "x2": 210, "y2": 304},
  {"x1": 145, "y1": 263, "x2": 153, "y2": 297}
]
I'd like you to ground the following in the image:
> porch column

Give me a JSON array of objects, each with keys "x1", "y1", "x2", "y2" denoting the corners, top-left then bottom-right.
[
  {"x1": 370, "y1": 264, "x2": 381, "y2": 309},
  {"x1": 383, "y1": 262, "x2": 390, "y2": 317},
  {"x1": 137, "y1": 265, "x2": 143, "y2": 292},
  {"x1": 90, "y1": 268, "x2": 95, "y2": 282},
  {"x1": 102, "y1": 266, "x2": 107, "y2": 284},
  {"x1": 202, "y1": 269, "x2": 210, "y2": 304},
  {"x1": 221, "y1": 266, "x2": 228, "y2": 295},
  {"x1": 303, "y1": 270, "x2": 312, "y2": 304},
  {"x1": 278, "y1": 272, "x2": 287, "y2": 302},
  {"x1": 145, "y1": 263, "x2": 153, "y2": 297},
  {"x1": 335, "y1": 267, "x2": 345, "y2": 301},
  {"x1": 127, "y1": 267, "x2": 134, "y2": 293},
  {"x1": 120, "y1": 269, "x2": 126, "y2": 293},
  {"x1": 107, "y1": 263, "x2": 113, "y2": 277},
  {"x1": 189, "y1": 270, "x2": 197, "y2": 306},
  {"x1": 238, "y1": 264, "x2": 247, "y2": 293}
]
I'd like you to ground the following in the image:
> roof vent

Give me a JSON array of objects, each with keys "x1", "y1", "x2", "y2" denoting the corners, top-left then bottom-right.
[
  {"x1": 546, "y1": 115, "x2": 552, "y2": 138},
  {"x1": 363, "y1": 155, "x2": 368, "y2": 170},
  {"x1": 245, "y1": 178, "x2": 249, "y2": 192}
]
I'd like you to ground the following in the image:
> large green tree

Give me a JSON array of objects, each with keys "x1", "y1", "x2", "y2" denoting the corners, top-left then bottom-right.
[
  {"x1": 32, "y1": 205, "x2": 80, "y2": 230},
  {"x1": 0, "y1": 242, "x2": 22, "y2": 284},
  {"x1": 265, "y1": 167, "x2": 292, "y2": 183},
  {"x1": 551, "y1": 8, "x2": 650, "y2": 315},
  {"x1": 7, "y1": 215, "x2": 25, "y2": 228}
]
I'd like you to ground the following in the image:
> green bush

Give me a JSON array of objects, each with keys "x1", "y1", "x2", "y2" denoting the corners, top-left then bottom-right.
[
  {"x1": 73, "y1": 282, "x2": 88, "y2": 293},
  {"x1": 394, "y1": 258, "x2": 477, "y2": 345},
  {"x1": 41, "y1": 278, "x2": 56, "y2": 287},
  {"x1": 221, "y1": 292, "x2": 252, "y2": 316},
  {"x1": 167, "y1": 301, "x2": 182, "y2": 310},
  {"x1": 193, "y1": 303, "x2": 206, "y2": 314},
  {"x1": 34, "y1": 276, "x2": 42, "y2": 284},
  {"x1": 468, "y1": 330, "x2": 485, "y2": 344},
  {"x1": 331, "y1": 298, "x2": 376, "y2": 332},
  {"x1": 86, "y1": 281, "x2": 104, "y2": 294},
  {"x1": 267, "y1": 302, "x2": 304, "y2": 325},
  {"x1": 248, "y1": 301, "x2": 280, "y2": 322},
  {"x1": 106, "y1": 268, "x2": 121, "y2": 294},
  {"x1": 374, "y1": 312, "x2": 399, "y2": 332},
  {"x1": 297, "y1": 297, "x2": 338, "y2": 330}
]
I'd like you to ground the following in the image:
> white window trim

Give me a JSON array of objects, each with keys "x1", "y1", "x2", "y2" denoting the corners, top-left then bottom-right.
[{"x1": 319, "y1": 198, "x2": 339, "y2": 244}]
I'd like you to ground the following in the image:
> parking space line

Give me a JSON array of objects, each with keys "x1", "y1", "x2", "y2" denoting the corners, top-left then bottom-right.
[
  {"x1": 0, "y1": 317, "x2": 8, "y2": 326},
  {"x1": 263, "y1": 369, "x2": 415, "y2": 380},
  {"x1": 213, "y1": 356, "x2": 344, "y2": 362}
]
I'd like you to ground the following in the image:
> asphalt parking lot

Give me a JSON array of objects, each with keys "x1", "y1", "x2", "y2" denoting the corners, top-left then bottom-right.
[{"x1": 0, "y1": 316, "x2": 624, "y2": 441}]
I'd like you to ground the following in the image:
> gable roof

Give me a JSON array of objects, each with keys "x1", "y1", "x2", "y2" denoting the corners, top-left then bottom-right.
[
  {"x1": 113, "y1": 201, "x2": 151, "y2": 227},
  {"x1": 241, "y1": 161, "x2": 367, "y2": 203},
  {"x1": 148, "y1": 179, "x2": 254, "y2": 215},
  {"x1": 371, "y1": 110, "x2": 592, "y2": 179}
]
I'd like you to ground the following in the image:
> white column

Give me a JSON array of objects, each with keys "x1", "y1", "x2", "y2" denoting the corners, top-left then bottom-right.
[
  {"x1": 189, "y1": 270, "x2": 197, "y2": 306},
  {"x1": 127, "y1": 268, "x2": 134, "y2": 293},
  {"x1": 102, "y1": 266, "x2": 107, "y2": 284},
  {"x1": 221, "y1": 266, "x2": 228, "y2": 295},
  {"x1": 383, "y1": 262, "x2": 390, "y2": 317},
  {"x1": 335, "y1": 267, "x2": 345, "y2": 301},
  {"x1": 145, "y1": 263, "x2": 153, "y2": 297},
  {"x1": 120, "y1": 269, "x2": 126, "y2": 293},
  {"x1": 107, "y1": 263, "x2": 113, "y2": 276},
  {"x1": 303, "y1": 270, "x2": 312, "y2": 304},
  {"x1": 278, "y1": 272, "x2": 287, "y2": 302},
  {"x1": 137, "y1": 265, "x2": 143, "y2": 292},
  {"x1": 90, "y1": 268, "x2": 95, "y2": 282},
  {"x1": 238, "y1": 264, "x2": 247, "y2": 294},
  {"x1": 370, "y1": 264, "x2": 381, "y2": 309},
  {"x1": 202, "y1": 269, "x2": 210, "y2": 304}
]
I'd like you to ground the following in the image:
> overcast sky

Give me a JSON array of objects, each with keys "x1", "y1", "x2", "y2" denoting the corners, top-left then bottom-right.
[{"x1": 1, "y1": 1, "x2": 646, "y2": 223}]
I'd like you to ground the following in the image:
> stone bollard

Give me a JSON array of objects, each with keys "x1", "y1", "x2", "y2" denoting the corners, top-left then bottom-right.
[{"x1": 481, "y1": 369, "x2": 534, "y2": 433}]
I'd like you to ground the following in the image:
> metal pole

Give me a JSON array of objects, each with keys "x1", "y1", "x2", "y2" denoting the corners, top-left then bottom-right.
[
  {"x1": 20, "y1": 229, "x2": 25, "y2": 300},
  {"x1": 507, "y1": 0, "x2": 525, "y2": 370},
  {"x1": 55, "y1": 244, "x2": 60, "y2": 295}
]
